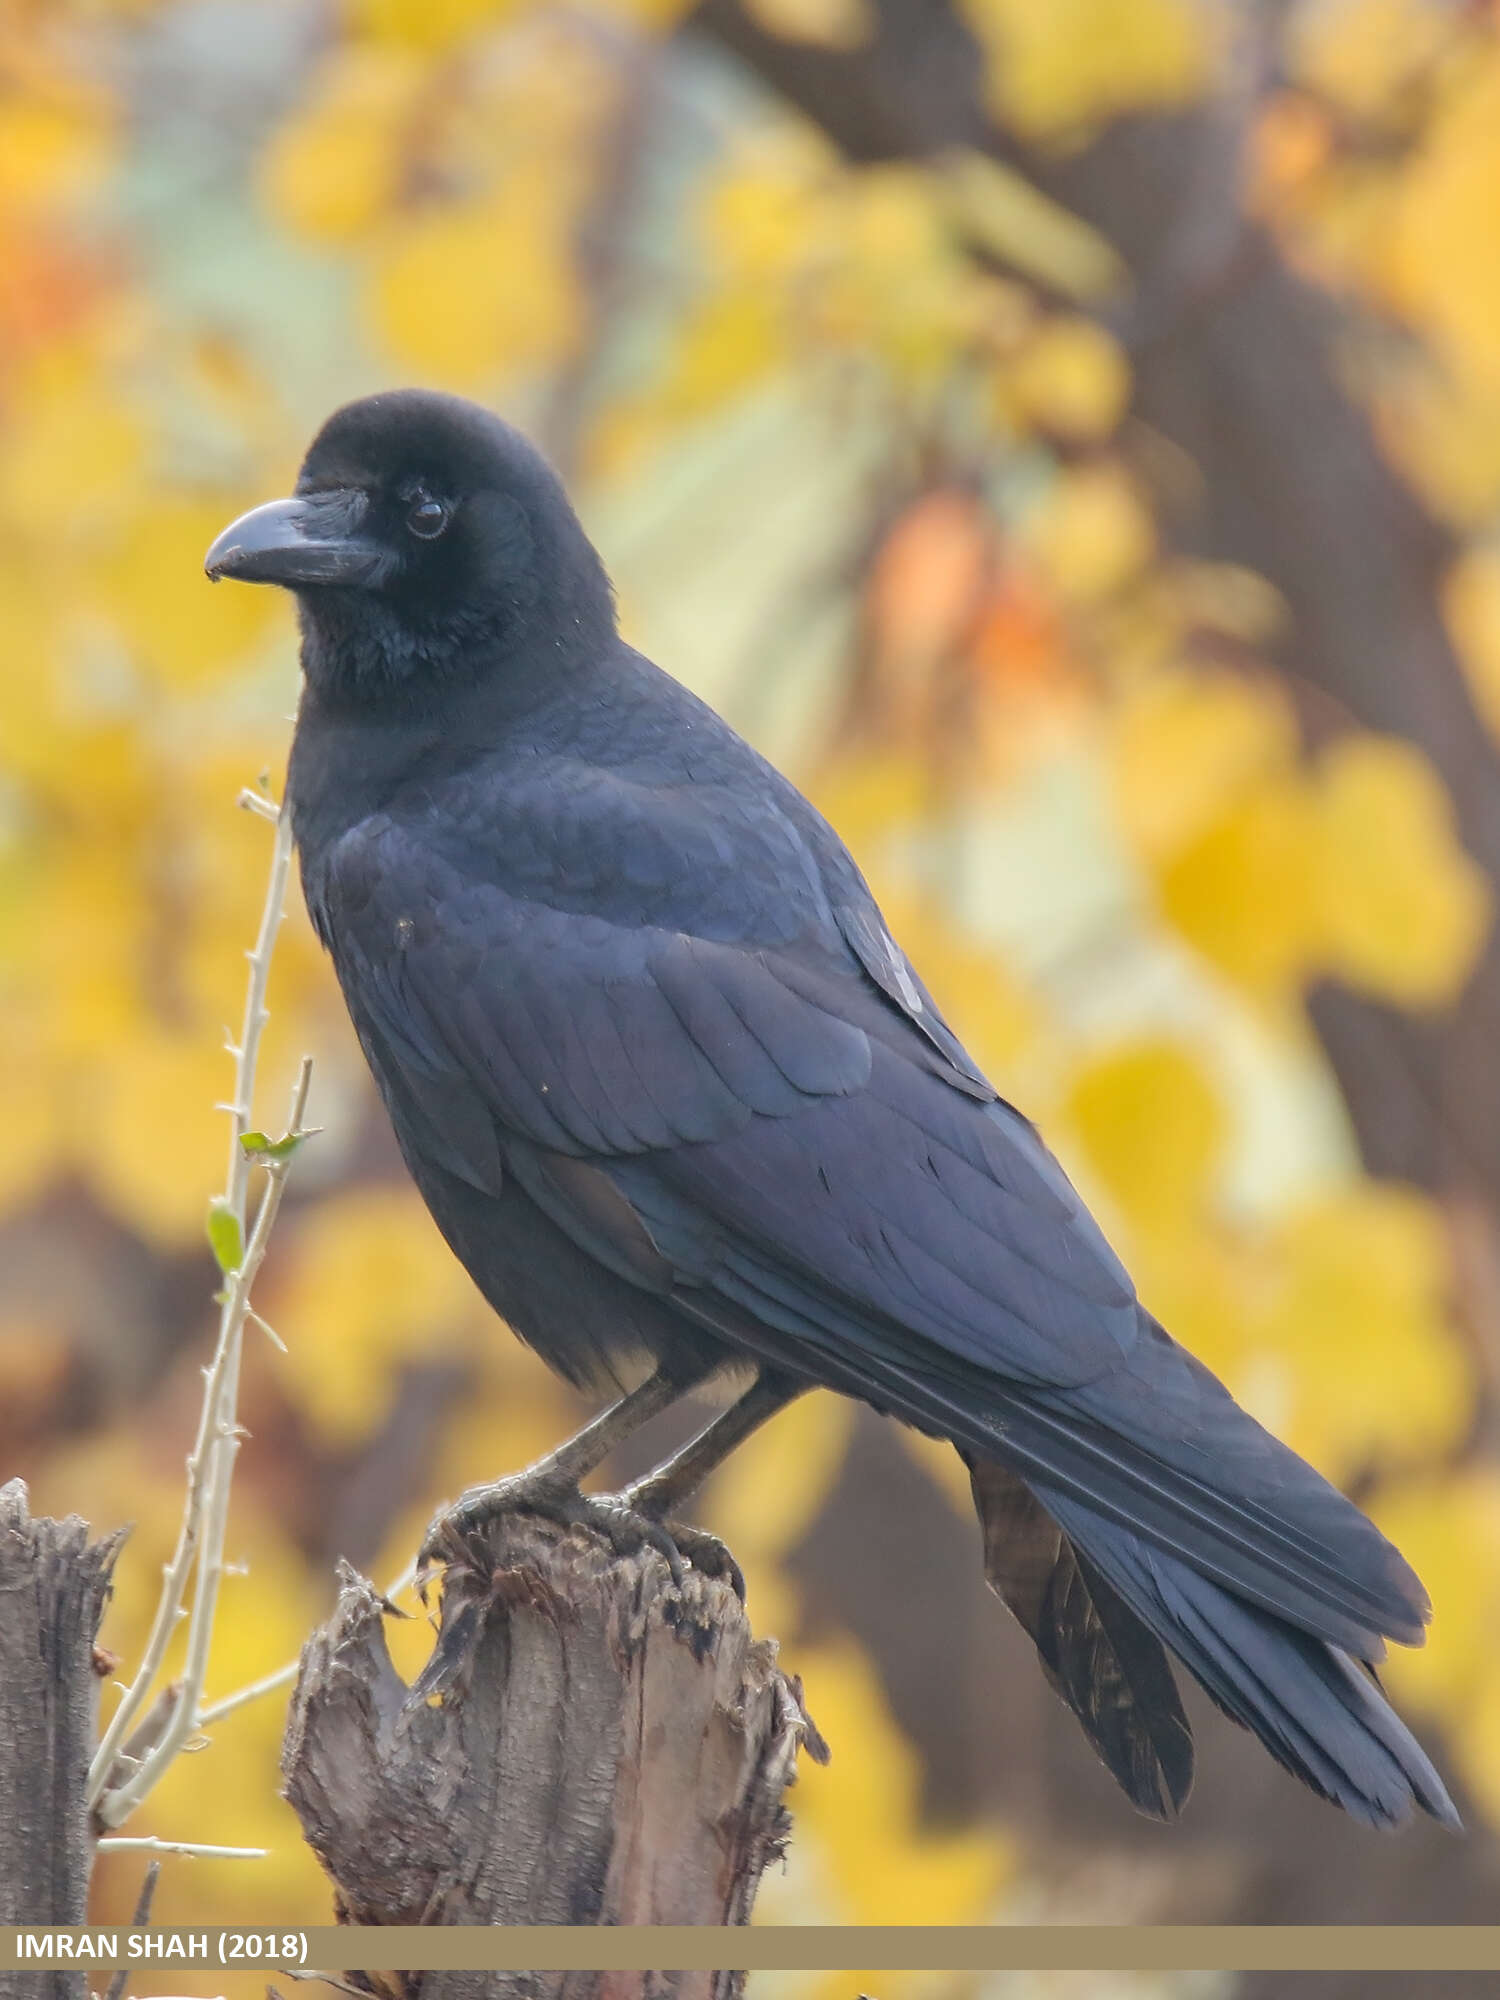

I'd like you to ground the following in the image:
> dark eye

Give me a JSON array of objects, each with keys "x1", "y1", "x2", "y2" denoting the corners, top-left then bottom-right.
[{"x1": 406, "y1": 493, "x2": 450, "y2": 539}]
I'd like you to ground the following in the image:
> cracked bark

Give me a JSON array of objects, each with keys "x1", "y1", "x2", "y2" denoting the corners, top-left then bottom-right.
[
  {"x1": 282, "y1": 1515, "x2": 823, "y2": 2000},
  {"x1": 0, "y1": 1479, "x2": 126, "y2": 2000}
]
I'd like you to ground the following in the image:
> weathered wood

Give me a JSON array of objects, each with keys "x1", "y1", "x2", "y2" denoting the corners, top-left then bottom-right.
[
  {"x1": 0, "y1": 1479, "x2": 126, "y2": 2000},
  {"x1": 283, "y1": 1515, "x2": 824, "y2": 2000}
]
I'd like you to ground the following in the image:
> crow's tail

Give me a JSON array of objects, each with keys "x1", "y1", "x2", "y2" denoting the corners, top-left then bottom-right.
[{"x1": 969, "y1": 1455, "x2": 1460, "y2": 1830}]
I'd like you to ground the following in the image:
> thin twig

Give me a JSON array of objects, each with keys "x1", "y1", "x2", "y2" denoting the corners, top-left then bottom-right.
[
  {"x1": 95, "y1": 1836, "x2": 268, "y2": 1859},
  {"x1": 102, "y1": 1860, "x2": 160, "y2": 2000},
  {"x1": 100, "y1": 1059, "x2": 313, "y2": 1824},
  {"x1": 196, "y1": 1559, "x2": 420, "y2": 1728},
  {"x1": 194, "y1": 1659, "x2": 299, "y2": 1729},
  {"x1": 90, "y1": 795, "x2": 308, "y2": 1824}
]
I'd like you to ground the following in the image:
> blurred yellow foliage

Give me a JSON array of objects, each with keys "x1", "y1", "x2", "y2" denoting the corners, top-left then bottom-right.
[
  {"x1": 1247, "y1": 1188, "x2": 1471, "y2": 1476},
  {"x1": 1022, "y1": 461, "x2": 1155, "y2": 603},
  {"x1": 706, "y1": 1389, "x2": 855, "y2": 1631},
  {"x1": 1111, "y1": 668, "x2": 1301, "y2": 863},
  {"x1": 1065, "y1": 1038, "x2": 1227, "y2": 1235},
  {"x1": 1313, "y1": 733, "x2": 1490, "y2": 1006},
  {"x1": 1375, "y1": 1469, "x2": 1500, "y2": 1820},
  {"x1": 1113, "y1": 674, "x2": 1489, "y2": 1007},
  {"x1": 960, "y1": 0, "x2": 1209, "y2": 139},
  {"x1": 0, "y1": 64, "x2": 114, "y2": 217},
  {"x1": 0, "y1": 345, "x2": 146, "y2": 535},
  {"x1": 272, "y1": 1184, "x2": 487, "y2": 1445},
  {"x1": 1288, "y1": 0, "x2": 1450, "y2": 121},
  {"x1": 1159, "y1": 771, "x2": 1317, "y2": 997},
  {"x1": 1008, "y1": 317, "x2": 1132, "y2": 444},
  {"x1": 1380, "y1": 49, "x2": 1500, "y2": 388},
  {"x1": 1443, "y1": 539, "x2": 1500, "y2": 740},
  {"x1": 369, "y1": 190, "x2": 583, "y2": 386},
  {"x1": 762, "y1": 1635, "x2": 1011, "y2": 1924},
  {"x1": 93, "y1": 497, "x2": 280, "y2": 687},
  {"x1": 259, "y1": 48, "x2": 423, "y2": 242},
  {"x1": 743, "y1": 0, "x2": 875, "y2": 50},
  {"x1": 351, "y1": 0, "x2": 532, "y2": 51}
]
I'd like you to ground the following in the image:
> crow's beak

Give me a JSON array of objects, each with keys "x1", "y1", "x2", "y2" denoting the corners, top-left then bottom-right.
[{"x1": 204, "y1": 492, "x2": 386, "y2": 587}]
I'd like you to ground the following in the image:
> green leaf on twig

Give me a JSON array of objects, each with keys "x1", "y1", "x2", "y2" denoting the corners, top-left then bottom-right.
[
  {"x1": 206, "y1": 1197, "x2": 244, "y2": 1274},
  {"x1": 240, "y1": 1129, "x2": 306, "y2": 1164}
]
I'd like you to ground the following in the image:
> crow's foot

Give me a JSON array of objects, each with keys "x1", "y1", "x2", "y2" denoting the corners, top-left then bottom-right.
[{"x1": 419, "y1": 1472, "x2": 740, "y2": 1595}]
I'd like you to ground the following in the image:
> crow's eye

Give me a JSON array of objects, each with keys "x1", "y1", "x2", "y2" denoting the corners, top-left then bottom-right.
[{"x1": 406, "y1": 493, "x2": 450, "y2": 540}]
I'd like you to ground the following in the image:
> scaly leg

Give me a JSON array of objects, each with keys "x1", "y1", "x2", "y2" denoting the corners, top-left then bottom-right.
[
  {"x1": 619, "y1": 1370, "x2": 805, "y2": 1597},
  {"x1": 419, "y1": 1364, "x2": 699, "y2": 1570}
]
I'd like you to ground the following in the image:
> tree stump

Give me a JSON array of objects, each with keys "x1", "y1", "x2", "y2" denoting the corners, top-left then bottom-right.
[
  {"x1": 0, "y1": 1480, "x2": 126, "y2": 2000},
  {"x1": 283, "y1": 1514, "x2": 825, "y2": 2000}
]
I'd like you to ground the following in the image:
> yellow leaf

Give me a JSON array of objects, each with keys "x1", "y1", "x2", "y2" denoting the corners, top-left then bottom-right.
[
  {"x1": 350, "y1": 0, "x2": 529, "y2": 48},
  {"x1": 1008, "y1": 316, "x2": 1131, "y2": 442},
  {"x1": 664, "y1": 289, "x2": 786, "y2": 415},
  {"x1": 259, "y1": 47, "x2": 421, "y2": 242},
  {"x1": 0, "y1": 81, "x2": 114, "y2": 218},
  {"x1": 367, "y1": 190, "x2": 581, "y2": 387},
  {"x1": 701, "y1": 128, "x2": 835, "y2": 285},
  {"x1": 1288, "y1": 0, "x2": 1450, "y2": 122},
  {"x1": 1372, "y1": 1469, "x2": 1500, "y2": 1721},
  {"x1": 1176, "y1": 561, "x2": 1288, "y2": 645},
  {"x1": 0, "y1": 345, "x2": 146, "y2": 537},
  {"x1": 1065, "y1": 1037, "x2": 1226, "y2": 1233},
  {"x1": 742, "y1": 0, "x2": 875, "y2": 48},
  {"x1": 93, "y1": 495, "x2": 279, "y2": 686},
  {"x1": 1021, "y1": 460, "x2": 1154, "y2": 601},
  {"x1": 943, "y1": 150, "x2": 1127, "y2": 303},
  {"x1": 960, "y1": 0, "x2": 1210, "y2": 139},
  {"x1": 1378, "y1": 53, "x2": 1500, "y2": 388},
  {"x1": 1313, "y1": 734, "x2": 1490, "y2": 1007},
  {"x1": 1159, "y1": 770, "x2": 1318, "y2": 995},
  {"x1": 1374, "y1": 365, "x2": 1500, "y2": 528},
  {"x1": 1111, "y1": 668, "x2": 1301, "y2": 864},
  {"x1": 1255, "y1": 1187, "x2": 1470, "y2": 1480}
]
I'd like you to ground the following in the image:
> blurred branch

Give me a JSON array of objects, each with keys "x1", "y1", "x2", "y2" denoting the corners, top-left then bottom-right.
[
  {"x1": 282, "y1": 1519, "x2": 821, "y2": 1992},
  {"x1": 101, "y1": 1861, "x2": 160, "y2": 2000},
  {"x1": 90, "y1": 795, "x2": 313, "y2": 1828},
  {"x1": 541, "y1": 26, "x2": 663, "y2": 476},
  {"x1": 0, "y1": 1481, "x2": 125, "y2": 1985}
]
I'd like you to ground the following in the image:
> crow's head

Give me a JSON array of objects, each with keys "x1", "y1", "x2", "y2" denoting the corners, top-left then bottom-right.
[{"x1": 206, "y1": 389, "x2": 614, "y2": 705}]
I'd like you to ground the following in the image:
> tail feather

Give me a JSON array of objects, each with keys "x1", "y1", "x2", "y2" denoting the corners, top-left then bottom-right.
[
  {"x1": 968, "y1": 1455, "x2": 1193, "y2": 1819},
  {"x1": 1036, "y1": 1481, "x2": 1461, "y2": 1831}
]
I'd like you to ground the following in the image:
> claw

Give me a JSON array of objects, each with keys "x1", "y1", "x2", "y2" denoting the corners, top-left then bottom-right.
[
  {"x1": 657, "y1": 1521, "x2": 745, "y2": 1601},
  {"x1": 418, "y1": 1473, "x2": 742, "y2": 1599}
]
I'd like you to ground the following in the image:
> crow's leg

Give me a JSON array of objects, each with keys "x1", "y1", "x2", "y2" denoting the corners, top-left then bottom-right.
[
  {"x1": 419, "y1": 1364, "x2": 701, "y2": 1570},
  {"x1": 613, "y1": 1370, "x2": 805, "y2": 1598}
]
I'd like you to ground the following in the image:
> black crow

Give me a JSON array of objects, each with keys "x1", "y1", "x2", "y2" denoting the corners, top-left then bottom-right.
[{"x1": 206, "y1": 388, "x2": 1458, "y2": 1829}]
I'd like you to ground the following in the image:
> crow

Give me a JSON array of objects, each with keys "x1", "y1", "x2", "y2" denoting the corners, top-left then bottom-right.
[{"x1": 206, "y1": 387, "x2": 1458, "y2": 1829}]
